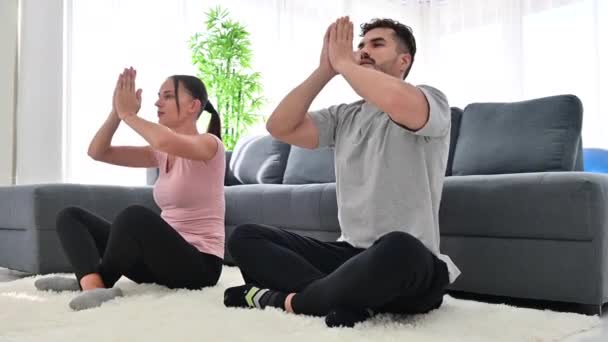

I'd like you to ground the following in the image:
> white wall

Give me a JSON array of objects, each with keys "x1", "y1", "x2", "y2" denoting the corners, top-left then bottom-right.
[
  {"x1": 15, "y1": 0, "x2": 64, "y2": 184},
  {"x1": 0, "y1": 0, "x2": 18, "y2": 185}
]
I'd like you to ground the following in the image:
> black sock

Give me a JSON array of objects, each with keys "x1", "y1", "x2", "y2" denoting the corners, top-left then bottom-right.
[
  {"x1": 224, "y1": 284, "x2": 287, "y2": 310},
  {"x1": 325, "y1": 308, "x2": 374, "y2": 328}
]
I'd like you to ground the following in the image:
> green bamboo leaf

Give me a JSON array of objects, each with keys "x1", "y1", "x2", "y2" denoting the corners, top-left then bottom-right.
[{"x1": 189, "y1": 6, "x2": 267, "y2": 150}]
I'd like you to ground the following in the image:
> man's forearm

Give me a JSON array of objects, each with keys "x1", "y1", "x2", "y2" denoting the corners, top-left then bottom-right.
[{"x1": 266, "y1": 68, "x2": 334, "y2": 136}]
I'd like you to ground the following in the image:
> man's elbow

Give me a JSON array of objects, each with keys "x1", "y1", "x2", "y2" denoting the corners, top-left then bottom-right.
[
  {"x1": 265, "y1": 119, "x2": 278, "y2": 137},
  {"x1": 265, "y1": 112, "x2": 294, "y2": 139}
]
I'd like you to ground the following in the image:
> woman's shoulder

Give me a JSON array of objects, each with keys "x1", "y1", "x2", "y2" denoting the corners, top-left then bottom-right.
[
  {"x1": 201, "y1": 133, "x2": 224, "y2": 148},
  {"x1": 199, "y1": 133, "x2": 225, "y2": 157}
]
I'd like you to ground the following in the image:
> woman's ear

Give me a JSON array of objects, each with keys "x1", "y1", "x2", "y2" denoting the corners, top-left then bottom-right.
[{"x1": 191, "y1": 98, "x2": 202, "y2": 115}]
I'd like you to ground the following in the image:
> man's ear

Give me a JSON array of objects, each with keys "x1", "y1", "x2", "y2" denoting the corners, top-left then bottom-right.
[{"x1": 399, "y1": 53, "x2": 412, "y2": 75}]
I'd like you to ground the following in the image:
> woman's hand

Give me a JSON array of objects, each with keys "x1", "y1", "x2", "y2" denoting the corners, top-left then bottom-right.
[{"x1": 115, "y1": 67, "x2": 143, "y2": 120}]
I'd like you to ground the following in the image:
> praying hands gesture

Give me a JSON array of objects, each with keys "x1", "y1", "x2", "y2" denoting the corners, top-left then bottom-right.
[
  {"x1": 319, "y1": 22, "x2": 338, "y2": 78},
  {"x1": 327, "y1": 17, "x2": 357, "y2": 75},
  {"x1": 115, "y1": 67, "x2": 143, "y2": 120}
]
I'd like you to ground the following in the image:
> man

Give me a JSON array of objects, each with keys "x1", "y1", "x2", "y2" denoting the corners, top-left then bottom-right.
[{"x1": 223, "y1": 16, "x2": 461, "y2": 328}]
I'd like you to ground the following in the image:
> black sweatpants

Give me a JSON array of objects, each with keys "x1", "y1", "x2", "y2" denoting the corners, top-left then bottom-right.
[
  {"x1": 56, "y1": 205, "x2": 222, "y2": 289},
  {"x1": 228, "y1": 224, "x2": 449, "y2": 316}
]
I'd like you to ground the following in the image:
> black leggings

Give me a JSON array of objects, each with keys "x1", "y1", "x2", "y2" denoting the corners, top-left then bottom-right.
[
  {"x1": 56, "y1": 205, "x2": 222, "y2": 290},
  {"x1": 228, "y1": 224, "x2": 449, "y2": 316}
]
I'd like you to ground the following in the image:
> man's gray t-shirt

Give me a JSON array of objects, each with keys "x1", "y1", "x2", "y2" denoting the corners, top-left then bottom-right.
[{"x1": 310, "y1": 85, "x2": 461, "y2": 283}]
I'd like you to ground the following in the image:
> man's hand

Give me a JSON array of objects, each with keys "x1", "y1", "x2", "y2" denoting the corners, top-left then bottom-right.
[
  {"x1": 319, "y1": 22, "x2": 338, "y2": 79},
  {"x1": 328, "y1": 17, "x2": 357, "y2": 74},
  {"x1": 115, "y1": 67, "x2": 142, "y2": 121}
]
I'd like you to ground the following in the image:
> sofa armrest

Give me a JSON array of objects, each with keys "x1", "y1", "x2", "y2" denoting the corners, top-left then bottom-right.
[{"x1": 0, "y1": 183, "x2": 157, "y2": 231}]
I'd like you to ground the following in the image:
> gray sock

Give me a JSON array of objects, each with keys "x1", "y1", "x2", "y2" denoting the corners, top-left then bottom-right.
[
  {"x1": 35, "y1": 276, "x2": 80, "y2": 292},
  {"x1": 69, "y1": 287, "x2": 123, "y2": 311}
]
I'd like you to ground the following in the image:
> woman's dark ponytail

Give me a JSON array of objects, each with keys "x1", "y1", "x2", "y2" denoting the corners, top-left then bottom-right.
[{"x1": 204, "y1": 100, "x2": 222, "y2": 140}]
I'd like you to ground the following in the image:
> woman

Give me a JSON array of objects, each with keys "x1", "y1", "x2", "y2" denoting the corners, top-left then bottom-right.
[{"x1": 35, "y1": 68, "x2": 226, "y2": 311}]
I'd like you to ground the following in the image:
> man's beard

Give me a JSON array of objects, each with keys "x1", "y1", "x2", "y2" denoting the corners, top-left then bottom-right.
[{"x1": 373, "y1": 57, "x2": 401, "y2": 76}]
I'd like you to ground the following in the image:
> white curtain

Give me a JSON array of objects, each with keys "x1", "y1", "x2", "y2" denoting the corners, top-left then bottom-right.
[
  {"x1": 65, "y1": 0, "x2": 608, "y2": 185},
  {"x1": 406, "y1": 0, "x2": 607, "y2": 149}
]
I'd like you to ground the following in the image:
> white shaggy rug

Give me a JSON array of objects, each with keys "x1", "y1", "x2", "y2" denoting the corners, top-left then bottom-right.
[{"x1": 0, "y1": 267, "x2": 600, "y2": 342}]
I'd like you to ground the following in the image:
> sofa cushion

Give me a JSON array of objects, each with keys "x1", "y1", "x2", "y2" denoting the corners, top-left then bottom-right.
[
  {"x1": 452, "y1": 95, "x2": 583, "y2": 175},
  {"x1": 224, "y1": 183, "x2": 340, "y2": 232},
  {"x1": 446, "y1": 107, "x2": 463, "y2": 177},
  {"x1": 283, "y1": 146, "x2": 335, "y2": 184},
  {"x1": 230, "y1": 135, "x2": 291, "y2": 184}
]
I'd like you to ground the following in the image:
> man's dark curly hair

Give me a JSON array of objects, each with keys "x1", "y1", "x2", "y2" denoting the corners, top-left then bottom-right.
[{"x1": 360, "y1": 18, "x2": 416, "y2": 79}]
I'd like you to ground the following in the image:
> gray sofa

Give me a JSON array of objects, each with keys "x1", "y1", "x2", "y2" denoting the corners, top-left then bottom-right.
[{"x1": 1, "y1": 94, "x2": 607, "y2": 314}]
